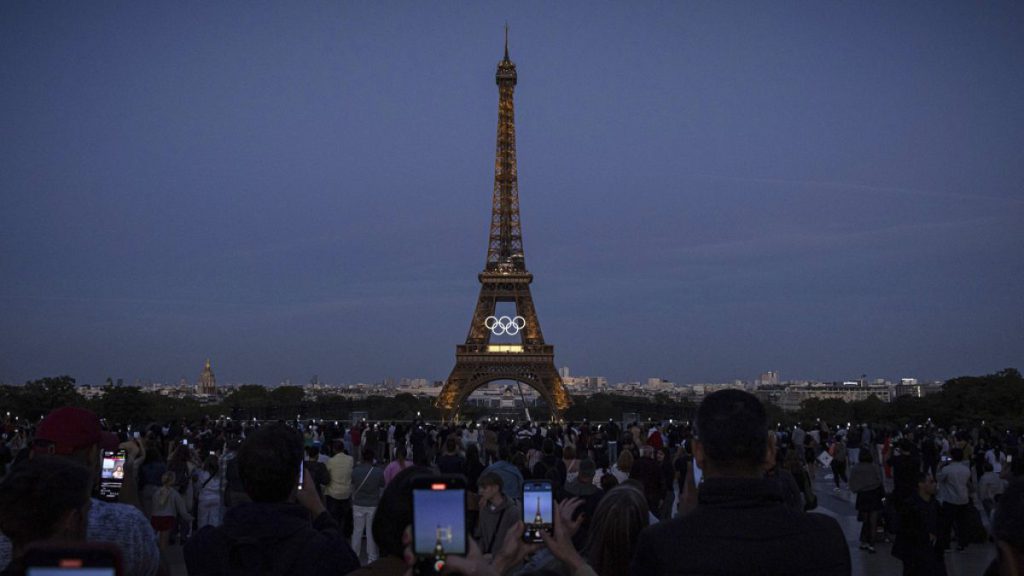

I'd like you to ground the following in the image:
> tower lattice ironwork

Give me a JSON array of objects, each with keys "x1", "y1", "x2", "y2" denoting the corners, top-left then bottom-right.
[{"x1": 437, "y1": 30, "x2": 571, "y2": 421}]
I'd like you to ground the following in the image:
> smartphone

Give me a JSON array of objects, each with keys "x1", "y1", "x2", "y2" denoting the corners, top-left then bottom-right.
[
  {"x1": 182, "y1": 439, "x2": 188, "y2": 446},
  {"x1": 297, "y1": 459, "x2": 305, "y2": 491},
  {"x1": 521, "y1": 480, "x2": 553, "y2": 543},
  {"x1": 23, "y1": 542, "x2": 123, "y2": 576},
  {"x1": 412, "y1": 475, "x2": 467, "y2": 574},
  {"x1": 692, "y1": 456, "x2": 703, "y2": 486},
  {"x1": 98, "y1": 449, "x2": 127, "y2": 502},
  {"x1": 1007, "y1": 455, "x2": 1013, "y2": 464},
  {"x1": 132, "y1": 431, "x2": 140, "y2": 440}
]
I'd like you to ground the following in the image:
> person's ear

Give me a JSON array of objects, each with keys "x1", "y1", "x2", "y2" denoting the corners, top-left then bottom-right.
[
  {"x1": 693, "y1": 439, "x2": 706, "y2": 471},
  {"x1": 764, "y1": 432, "x2": 778, "y2": 471},
  {"x1": 54, "y1": 505, "x2": 88, "y2": 541}
]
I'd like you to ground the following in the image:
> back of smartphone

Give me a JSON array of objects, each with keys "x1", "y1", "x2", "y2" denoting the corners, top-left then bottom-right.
[
  {"x1": 412, "y1": 475, "x2": 466, "y2": 574},
  {"x1": 23, "y1": 542, "x2": 123, "y2": 576}
]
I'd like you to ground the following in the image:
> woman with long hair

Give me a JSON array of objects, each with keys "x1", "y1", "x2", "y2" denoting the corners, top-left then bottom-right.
[
  {"x1": 382, "y1": 445, "x2": 411, "y2": 487},
  {"x1": 610, "y1": 449, "x2": 633, "y2": 483},
  {"x1": 194, "y1": 456, "x2": 222, "y2": 529},
  {"x1": 848, "y1": 449, "x2": 884, "y2": 553},
  {"x1": 583, "y1": 485, "x2": 651, "y2": 575},
  {"x1": 537, "y1": 485, "x2": 650, "y2": 576},
  {"x1": 151, "y1": 471, "x2": 192, "y2": 552}
]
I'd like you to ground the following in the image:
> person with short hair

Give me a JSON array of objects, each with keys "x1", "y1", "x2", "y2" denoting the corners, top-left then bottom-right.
[
  {"x1": 0, "y1": 407, "x2": 159, "y2": 576},
  {"x1": 936, "y1": 447, "x2": 973, "y2": 552},
  {"x1": 979, "y1": 461, "x2": 1007, "y2": 522},
  {"x1": 892, "y1": 471, "x2": 944, "y2": 576},
  {"x1": 0, "y1": 457, "x2": 94, "y2": 575},
  {"x1": 562, "y1": 459, "x2": 603, "y2": 546},
  {"x1": 304, "y1": 446, "x2": 330, "y2": 499},
  {"x1": 184, "y1": 423, "x2": 359, "y2": 575},
  {"x1": 350, "y1": 448, "x2": 385, "y2": 565},
  {"x1": 475, "y1": 472, "x2": 521, "y2": 558},
  {"x1": 325, "y1": 442, "x2": 355, "y2": 539},
  {"x1": 630, "y1": 389, "x2": 850, "y2": 575}
]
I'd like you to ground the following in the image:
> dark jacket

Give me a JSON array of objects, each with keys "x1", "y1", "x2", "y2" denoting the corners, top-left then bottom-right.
[
  {"x1": 630, "y1": 477, "x2": 851, "y2": 576},
  {"x1": 891, "y1": 493, "x2": 943, "y2": 574},
  {"x1": 629, "y1": 456, "x2": 666, "y2": 510},
  {"x1": 184, "y1": 501, "x2": 360, "y2": 576}
]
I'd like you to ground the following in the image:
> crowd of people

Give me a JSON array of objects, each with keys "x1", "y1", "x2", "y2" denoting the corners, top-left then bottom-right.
[{"x1": 0, "y1": 395, "x2": 1022, "y2": 576}]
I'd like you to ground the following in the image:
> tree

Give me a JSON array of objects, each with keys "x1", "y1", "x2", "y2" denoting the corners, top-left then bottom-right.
[
  {"x1": 224, "y1": 385, "x2": 270, "y2": 419},
  {"x1": 14, "y1": 376, "x2": 83, "y2": 420},
  {"x1": 268, "y1": 386, "x2": 305, "y2": 418},
  {"x1": 97, "y1": 386, "x2": 154, "y2": 426}
]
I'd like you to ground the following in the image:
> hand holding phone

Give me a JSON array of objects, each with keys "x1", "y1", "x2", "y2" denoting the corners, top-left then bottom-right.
[
  {"x1": 412, "y1": 475, "x2": 467, "y2": 575},
  {"x1": 536, "y1": 498, "x2": 585, "y2": 572},
  {"x1": 98, "y1": 450, "x2": 127, "y2": 502}
]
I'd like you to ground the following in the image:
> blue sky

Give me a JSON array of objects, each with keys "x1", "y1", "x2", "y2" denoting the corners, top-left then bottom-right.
[{"x1": 1, "y1": 1, "x2": 1021, "y2": 386}]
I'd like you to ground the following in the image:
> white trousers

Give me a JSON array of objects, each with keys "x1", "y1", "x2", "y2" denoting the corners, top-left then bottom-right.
[{"x1": 352, "y1": 505, "x2": 378, "y2": 564}]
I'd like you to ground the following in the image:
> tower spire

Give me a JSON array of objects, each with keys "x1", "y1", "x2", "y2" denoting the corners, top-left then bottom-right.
[
  {"x1": 489, "y1": 28, "x2": 521, "y2": 270},
  {"x1": 504, "y1": 23, "x2": 510, "y2": 61}
]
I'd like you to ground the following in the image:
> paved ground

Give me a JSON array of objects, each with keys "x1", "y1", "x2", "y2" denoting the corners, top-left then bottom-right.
[
  {"x1": 165, "y1": 470, "x2": 999, "y2": 575},
  {"x1": 811, "y1": 469, "x2": 995, "y2": 576}
]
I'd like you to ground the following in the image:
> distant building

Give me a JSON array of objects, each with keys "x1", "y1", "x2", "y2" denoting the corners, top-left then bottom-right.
[
  {"x1": 894, "y1": 383, "x2": 923, "y2": 398},
  {"x1": 776, "y1": 385, "x2": 893, "y2": 412},
  {"x1": 197, "y1": 359, "x2": 217, "y2": 395},
  {"x1": 645, "y1": 378, "x2": 675, "y2": 391},
  {"x1": 757, "y1": 371, "x2": 780, "y2": 387}
]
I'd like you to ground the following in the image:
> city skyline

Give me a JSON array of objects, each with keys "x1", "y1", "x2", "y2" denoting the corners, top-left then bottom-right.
[{"x1": 2, "y1": 3, "x2": 1022, "y2": 387}]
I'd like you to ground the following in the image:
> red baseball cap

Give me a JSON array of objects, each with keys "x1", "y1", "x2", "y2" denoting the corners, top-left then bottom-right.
[{"x1": 33, "y1": 407, "x2": 119, "y2": 455}]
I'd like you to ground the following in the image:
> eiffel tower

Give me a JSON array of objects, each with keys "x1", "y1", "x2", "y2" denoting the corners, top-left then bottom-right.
[{"x1": 437, "y1": 30, "x2": 571, "y2": 421}]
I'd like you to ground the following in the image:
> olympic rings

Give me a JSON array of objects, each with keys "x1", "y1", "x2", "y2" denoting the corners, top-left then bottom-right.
[{"x1": 484, "y1": 315, "x2": 526, "y2": 336}]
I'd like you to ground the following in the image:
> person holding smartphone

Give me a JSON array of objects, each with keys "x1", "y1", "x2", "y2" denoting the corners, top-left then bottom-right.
[
  {"x1": 0, "y1": 407, "x2": 160, "y2": 576},
  {"x1": 184, "y1": 423, "x2": 359, "y2": 576}
]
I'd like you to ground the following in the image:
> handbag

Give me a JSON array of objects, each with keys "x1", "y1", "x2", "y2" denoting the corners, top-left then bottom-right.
[{"x1": 802, "y1": 470, "x2": 818, "y2": 510}]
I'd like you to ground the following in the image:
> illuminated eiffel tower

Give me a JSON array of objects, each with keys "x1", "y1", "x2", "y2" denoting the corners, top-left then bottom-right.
[{"x1": 437, "y1": 29, "x2": 571, "y2": 421}]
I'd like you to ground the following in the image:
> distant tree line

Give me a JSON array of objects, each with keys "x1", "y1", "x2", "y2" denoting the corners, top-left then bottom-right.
[
  {"x1": 1, "y1": 368, "x2": 1021, "y2": 430},
  {"x1": 792, "y1": 368, "x2": 1024, "y2": 431}
]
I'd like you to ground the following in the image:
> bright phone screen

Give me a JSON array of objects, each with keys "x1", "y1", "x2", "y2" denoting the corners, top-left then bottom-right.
[
  {"x1": 413, "y1": 485, "x2": 466, "y2": 555},
  {"x1": 99, "y1": 450, "x2": 126, "y2": 501},
  {"x1": 522, "y1": 481, "x2": 553, "y2": 541},
  {"x1": 26, "y1": 565, "x2": 115, "y2": 569}
]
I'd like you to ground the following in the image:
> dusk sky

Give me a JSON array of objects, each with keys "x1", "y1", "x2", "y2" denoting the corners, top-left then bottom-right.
[{"x1": 2, "y1": 2, "x2": 1022, "y2": 387}]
